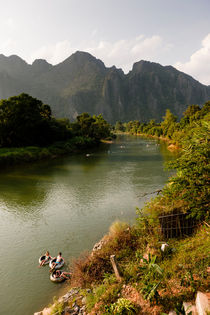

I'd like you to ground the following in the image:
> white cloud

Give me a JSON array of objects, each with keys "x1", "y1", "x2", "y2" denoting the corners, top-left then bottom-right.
[
  {"x1": 30, "y1": 40, "x2": 74, "y2": 64},
  {"x1": 175, "y1": 33, "x2": 210, "y2": 85},
  {"x1": 4, "y1": 17, "x2": 15, "y2": 30},
  {"x1": 29, "y1": 35, "x2": 172, "y2": 72},
  {"x1": 0, "y1": 38, "x2": 16, "y2": 54},
  {"x1": 85, "y1": 35, "x2": 170, "y2": 72}
]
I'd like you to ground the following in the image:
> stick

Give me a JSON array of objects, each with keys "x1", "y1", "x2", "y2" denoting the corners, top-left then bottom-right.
[
  {"x1": 138, "y1": 189, "x2": 162, "y2": 198},
  {"x1": 110, "y1": 255, "x2": 122, "y2": 282}
]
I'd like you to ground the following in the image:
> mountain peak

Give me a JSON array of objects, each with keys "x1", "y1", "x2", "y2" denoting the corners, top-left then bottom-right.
[
  {"x1": 31, "y1": 59, "x2": 52, "y2": 74},
  {"x1": 131, "y1": 60, "x2": 162, "y2": 74},
  {"x1": 0, "y1": 54, "x2": 28, "y2": 65},
  {"x1": 60, "y1": 51, "x2": 106, "y2": 69},
  {"x1": 0, "y1": 51, "x2": 209, "y2": 124}
]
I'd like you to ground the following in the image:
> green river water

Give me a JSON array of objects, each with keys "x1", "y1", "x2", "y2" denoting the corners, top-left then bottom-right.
[{"x1": 0, "y1": 135, "x2": 175, "y2": 315}]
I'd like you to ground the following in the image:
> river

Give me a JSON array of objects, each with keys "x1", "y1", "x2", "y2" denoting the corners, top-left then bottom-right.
[{"x1": 0, "y1": 135, "x2": 175, "y2": 315}]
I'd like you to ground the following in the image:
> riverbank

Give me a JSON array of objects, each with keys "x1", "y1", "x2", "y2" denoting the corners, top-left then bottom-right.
[
  {"x1": 114, "y1": 131, "x2": 181, "y2": 152},
  {"x1": 35, "y1": 222, "x2": 209, "y2": 314},
  {"x1": 36, "y1": 104, "x2": 209, "y2": 314},
  {"x1": 0, "y1": 136, "x2": 98, "y2": 169}
]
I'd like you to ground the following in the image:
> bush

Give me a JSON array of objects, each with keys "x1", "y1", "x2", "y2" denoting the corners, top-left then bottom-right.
[{"x1": 106, "y1": 298, "x2": 137, "y2": 314}]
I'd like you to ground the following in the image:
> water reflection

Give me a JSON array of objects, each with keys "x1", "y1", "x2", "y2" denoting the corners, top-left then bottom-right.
[
  {"x1": 0, "y1": 145, "x2": 109, "y2": 215},
  {"x1": 0, "y1": 135, "x2": 176, "y2": 315}
]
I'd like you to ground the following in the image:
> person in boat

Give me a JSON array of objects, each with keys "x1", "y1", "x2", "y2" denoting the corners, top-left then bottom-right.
[
  {"x1": 50, "y1": 252, "x2": 64, "y2": 271},
  {"x1": 54, "y1": 270, "x2": 71, "y2": 280},
  {"x1": 39, "y1": 251, "x2": 51, "y2": 267}
]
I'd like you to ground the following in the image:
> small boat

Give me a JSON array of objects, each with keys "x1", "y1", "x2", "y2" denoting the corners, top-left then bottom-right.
[
  {"x1": 49, "y1": 257, "x2": 65, "y2": 270},
  {"x1": 50, "y1": 270, "x2": 65, "y2": 283},
  {"x1": 39, "y1": 255, "x2": 51, "y2": 265}
]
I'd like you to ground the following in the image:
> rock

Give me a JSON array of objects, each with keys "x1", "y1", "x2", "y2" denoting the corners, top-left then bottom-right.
[
  {"x1": 73, "y1": 305, "x2": 80, "y2": 313},
  {"x1": 161, "y1": 243, "x2": 169, "y2": 252},
  {"x1": 183, "y1": 302, "x2": 198, "y2": 315},
  {"x1": 92, "y1": 240, "x2": 104, "y2": 252},
  {"x1": 78, "y1": 305, "x2": 86, "y2": 314},
  {"x1": 196, "y1": 291, "x2": 210, "y2": 315}
]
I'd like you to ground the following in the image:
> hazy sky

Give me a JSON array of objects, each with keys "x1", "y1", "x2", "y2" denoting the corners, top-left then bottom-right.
[{"x1": 0, "y1": 0, "x2": 210, "y2": 85}]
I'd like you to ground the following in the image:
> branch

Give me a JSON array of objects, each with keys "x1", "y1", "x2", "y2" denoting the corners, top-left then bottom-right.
[{"x1": 139, "y1": 189, "x2": 162, "y2": 198}]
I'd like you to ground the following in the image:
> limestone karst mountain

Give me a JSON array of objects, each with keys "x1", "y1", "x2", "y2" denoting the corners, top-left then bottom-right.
[{"x1": 0, "y1": 51, "x2": 209, "y2": 123}]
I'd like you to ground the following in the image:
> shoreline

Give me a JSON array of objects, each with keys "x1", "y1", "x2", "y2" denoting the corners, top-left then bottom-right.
[
  {"x1": 33, "y1": 133, "x2": 180, "y2": 314},
  {"x1": 116, "y1": 131, "x2": 181, "y2": 151},
  {"x1": 0, "y1": 137, "x2": 101, "y2": 170}
]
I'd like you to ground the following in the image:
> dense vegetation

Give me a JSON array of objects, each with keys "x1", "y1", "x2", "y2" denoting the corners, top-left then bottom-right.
[
  {"x1": 0, "y1": 93, "x2": 111, "y2": 166},
  {"x1": 50, "y1": 102, "x2": 210, "y2": 315}
]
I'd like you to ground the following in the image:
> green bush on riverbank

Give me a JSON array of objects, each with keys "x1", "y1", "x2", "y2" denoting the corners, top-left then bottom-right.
[{"x1": 0, "y1": 136, "x2": 95, "y2": 167}]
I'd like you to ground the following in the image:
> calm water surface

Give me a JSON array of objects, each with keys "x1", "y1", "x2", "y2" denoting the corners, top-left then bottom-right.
[{"x1": 0, "y1": 135, "x2": 175, "y2": 315}]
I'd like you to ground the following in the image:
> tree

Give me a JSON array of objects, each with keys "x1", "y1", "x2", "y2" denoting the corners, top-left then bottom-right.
[
  {"x1": 0, "y1": 93, "x2": 70, "y2": 147},
  {"x1": 115, "y1": 121, "x2": 125, "y2": 132},
  {"x1": 73, "y1": 112, "x2": 111, "y2": 141},
  {"x1": 161, "y1": 109, "x2": 177, "y2": 137},
  {"x1": 167, "y1": 118, "x2": 210, "y2": 220}
]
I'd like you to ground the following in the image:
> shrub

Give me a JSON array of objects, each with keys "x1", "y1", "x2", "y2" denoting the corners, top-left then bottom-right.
[
  {"x1": 109, "y1": 221, "x2": 130, "y2": 237},
  {"x1": 106, "y1": 298, "x2": 137, "y2": 314}
]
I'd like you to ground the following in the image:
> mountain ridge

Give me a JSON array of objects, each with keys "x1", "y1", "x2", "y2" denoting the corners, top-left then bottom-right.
[{"x1": 0, "y1": 51, "x2": 209, "y2": 123}]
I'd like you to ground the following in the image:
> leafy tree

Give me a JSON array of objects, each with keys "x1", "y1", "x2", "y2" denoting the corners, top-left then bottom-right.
[
  {"x1": 161, "y1": 109, "x2": 177, "y2": 137},
  {"x1": 166, "y1": 117, "x2": 210, "y2": 220},
  {"x1": 183, "y1": 104, "x2": 201, "y2": 118},
  {"x1": 0, "y1": 93, "x2": 71, "y2": 147},
  {"x1": 92, "y1": 114, "x2": 111, "y2": 140},
  {"x1": 115, "y1": 121, "x2": 125, "y2": 132},
  {"x1": 73, "y1": 112, "x2": 111, "y2": 141}
]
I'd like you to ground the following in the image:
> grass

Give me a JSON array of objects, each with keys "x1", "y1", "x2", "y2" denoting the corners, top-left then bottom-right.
[
  {"x1": 69, "y1": 220, "x2": 209, "y2": 314},
  {"x1": 0, "y1": 136, "x2": 96, "y2": 168}
]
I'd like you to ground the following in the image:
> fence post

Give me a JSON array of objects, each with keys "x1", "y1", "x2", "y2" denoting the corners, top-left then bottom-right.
[{"x1": 110, "y1": 255, "x2": 122, "y2": 282}]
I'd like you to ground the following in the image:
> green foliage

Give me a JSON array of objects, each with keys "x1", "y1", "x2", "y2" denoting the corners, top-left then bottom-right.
[
  {"x1": 0, "y1": 136, "x2": 95, "y2": 167},
  {"x1": 115, "y1": 121, "x2": 125, "y2": 132},
  {"x1": 105, "y1": 298, "x2": 137, "y2": 314},
  {"x1": 0, "y1": 94, "x2": 111, "y2": 150},
  {"x1": 166, "y1": 118, "x2": 210, "y2": 220},
  {"x1": 173, "y1": 302, "x2": 192, "y2": 315},
  {"x1": 180, "y1": 270, "x2": 198, "y2": 293},
  {"x1": 0, "y1": 93, "x2": 71, "y2": 147},
  {"x1": 86, "y1": 282, "x2": 121, "y2": 312},
  {"x1": 137, "y1": 253, "x2": 163, "y2": 278},
  {"x1": 141, "y1": 281, "x2": 161, "y2": 302},
  {"x1": 51, "y1": 298, "x2": 64, "y2": 315},
  {"x1": 136, "y1": 254, "x2": 163, "y2": 303},
  {"x1": 72, "y1": 112, "x2": 111, "y2": 142},
  {"x1": 126, "y1": 102, "x2": 210, "y2": 221}
]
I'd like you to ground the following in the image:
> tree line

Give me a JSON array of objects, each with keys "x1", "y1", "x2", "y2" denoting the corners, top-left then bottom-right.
[
  {"x1": 115, "y1": 102, "x2": 209, "y2": 143},
  {"x1": 0, "y1": 93, "x2": 111, "y2": 147}
]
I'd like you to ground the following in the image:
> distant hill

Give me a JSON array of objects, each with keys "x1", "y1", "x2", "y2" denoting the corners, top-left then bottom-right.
[{"x1": 0, "y1": 51, "x2": 209, "y2": 123}]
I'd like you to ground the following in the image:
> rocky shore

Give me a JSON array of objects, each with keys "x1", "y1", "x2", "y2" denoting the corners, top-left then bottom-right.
[{"x1": 34, "y1": 287, "x2": 91, "y2": 315}]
